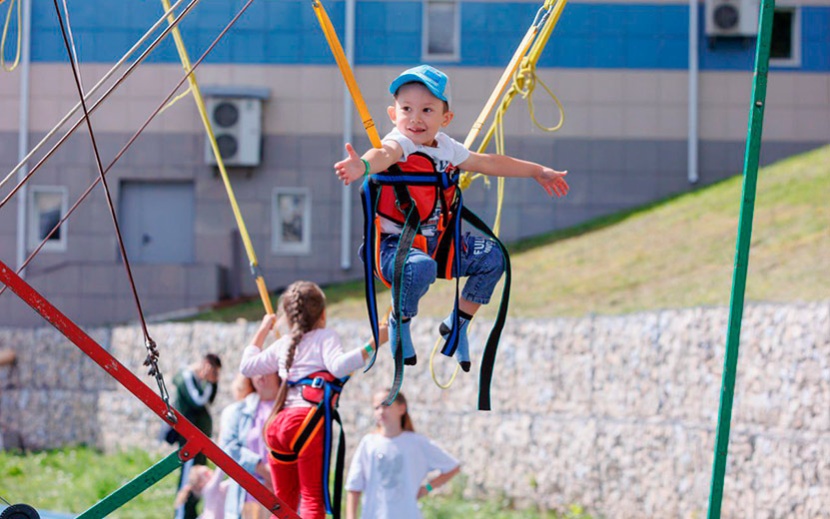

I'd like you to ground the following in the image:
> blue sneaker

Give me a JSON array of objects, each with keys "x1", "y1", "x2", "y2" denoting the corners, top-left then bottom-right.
[
  {"x1": 389, "y1": 314, "x2": 417, "y2": 365},
  {"x1": 439, "y1": 314, "x2": 471, "y2": 372}
]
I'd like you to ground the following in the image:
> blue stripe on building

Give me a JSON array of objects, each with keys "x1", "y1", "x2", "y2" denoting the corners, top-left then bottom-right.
[{"x1": 23, "y1": 1, "x2": 830, "y2": 71}]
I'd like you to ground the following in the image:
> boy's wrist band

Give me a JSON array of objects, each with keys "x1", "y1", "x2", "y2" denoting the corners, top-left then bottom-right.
[
  {"x1": 363, "y1": 342, "x2": 374, "y2": 355},
  {"x1": 425, "y1": 483, "x2": 433, "y2": 493},
  {"x1": 361, "y1": 158, "x2": 370, "y2": 177}
]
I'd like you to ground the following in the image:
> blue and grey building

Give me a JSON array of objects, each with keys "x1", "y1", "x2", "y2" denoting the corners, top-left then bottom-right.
[{"x1": 0, "y1": 0, "x2": 827, "y2": 326}]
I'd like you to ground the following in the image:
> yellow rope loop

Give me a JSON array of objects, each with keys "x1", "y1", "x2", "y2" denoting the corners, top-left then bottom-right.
[
  {"x1": 527, "y1": 74, "x2": 565, "y2": 132},
  {"x1": 429, "y1": 327, "x2": 463, "y2": 389},
  {"x1": 1, "y1": 0, "x2": 21, "y2": 72},
  {"x1": 513, "y1": 57, "x2": 536, "y2": 97},
  {"x1": 512, "y1": 56, "x2": 565, "y2": 133}
]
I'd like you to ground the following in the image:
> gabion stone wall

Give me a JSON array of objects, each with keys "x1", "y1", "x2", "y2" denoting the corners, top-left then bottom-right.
[{"x1": 1, "y1": 302, "x2": 828, "y2": 518}]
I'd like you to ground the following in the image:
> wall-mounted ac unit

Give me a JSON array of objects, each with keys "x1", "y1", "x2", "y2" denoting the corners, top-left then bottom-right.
[
  {"x1": 204, "y1": 96, "x2": 263, "y2": 167},
  {"x1": 705, "y1": 0, "x2": 760, "y2": 37}
]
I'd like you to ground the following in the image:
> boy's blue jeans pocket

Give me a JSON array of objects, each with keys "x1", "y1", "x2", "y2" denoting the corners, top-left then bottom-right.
[
  {"x1": 377, "y1": 233, "x2": 505, "y2": 317},
  {"x1": 379, "y1": 234, "x2": 437, "y2": 318}
]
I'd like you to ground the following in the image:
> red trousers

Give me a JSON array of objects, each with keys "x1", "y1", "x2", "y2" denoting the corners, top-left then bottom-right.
[{"x1": 266, "y1": 406, "x2": 326, "y2": 519}]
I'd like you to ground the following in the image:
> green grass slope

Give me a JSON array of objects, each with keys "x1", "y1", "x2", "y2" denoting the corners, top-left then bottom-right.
[{"x1": 195, "y1": 144, "x2": 829, "y2": 322}]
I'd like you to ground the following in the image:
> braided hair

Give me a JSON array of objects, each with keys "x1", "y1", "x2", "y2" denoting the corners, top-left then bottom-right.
[{"x1": 269, "y1": 281, "x2": 327, "y2": 415}]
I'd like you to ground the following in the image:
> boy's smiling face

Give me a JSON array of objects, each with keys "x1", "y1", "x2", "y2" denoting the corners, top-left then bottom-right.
[{"x1": 387, "y1": 82, "x2": 454, "y2": 147}]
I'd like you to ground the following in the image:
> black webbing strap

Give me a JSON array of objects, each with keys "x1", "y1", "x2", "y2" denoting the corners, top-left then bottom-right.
[
  {"x1": 459, "y1": 206, "x2": 512, "y2": 411},
  {"x1": 436, "y1": 186, "x2": 464, "y2": 358},
  {"x1": 383, "y1": 181, "x2": 420, "y2": 406},
  {"x1": 359, "y1": 178, "x2": 382, "y2": 372},
  {"x1": 331, "y1": 409, "x2": 346, "y2": 519},
  {"x1": 361, "y1": 167, "x2": 515, "y2": 408}
]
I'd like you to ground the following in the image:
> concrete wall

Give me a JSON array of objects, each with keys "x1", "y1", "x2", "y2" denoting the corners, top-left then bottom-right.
[{"x1": 2, "y1": 301, "x2": 829, "y2": 517}]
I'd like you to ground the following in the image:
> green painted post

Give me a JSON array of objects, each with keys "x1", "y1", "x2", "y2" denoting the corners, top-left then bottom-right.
[
  {"x1": 706, "y1": 0, "x2": 775, "y2": 517},
  {"x1": 76, "y1": 450, "x2": 182, "y2": 519}
]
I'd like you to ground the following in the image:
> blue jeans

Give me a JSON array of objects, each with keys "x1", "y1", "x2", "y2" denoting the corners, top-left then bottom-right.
[{"x1": 378, "y1": 232, "x2": 505, "y2": 318}]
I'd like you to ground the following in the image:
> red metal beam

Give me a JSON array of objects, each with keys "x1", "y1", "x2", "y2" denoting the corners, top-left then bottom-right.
[{"x1": 0, "y1": 261, "x2": 300, "y2": 519}]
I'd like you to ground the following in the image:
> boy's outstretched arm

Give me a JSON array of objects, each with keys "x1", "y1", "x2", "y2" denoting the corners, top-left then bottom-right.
[
  {"x1": 334, "y1": 142, "x2": 404, "y2": 186},
  {"x1": 459, "y1": 152, "x2": 569, "y2": 197}
]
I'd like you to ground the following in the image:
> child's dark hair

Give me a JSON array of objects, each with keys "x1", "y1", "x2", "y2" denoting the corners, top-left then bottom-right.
[
  {"x1": 269, "y1": 281, "x2": 327, "y2": 415},
  {"x1": 204, "y1": 353, "x2": 222, "y2": 369}
]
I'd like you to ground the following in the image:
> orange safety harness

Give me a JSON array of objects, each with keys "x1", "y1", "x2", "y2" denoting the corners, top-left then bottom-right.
[
  {"x1": 360, "y1": 154, "x2": 512, "y2": 410},
  {"x1": 267, "y1": 371, "x2": 348, "y2": 519}
]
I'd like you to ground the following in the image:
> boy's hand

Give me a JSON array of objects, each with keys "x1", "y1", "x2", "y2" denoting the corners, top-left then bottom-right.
[
  {"x1": 334, "y1": 143, "x2": 365, "y2": 186},
  {"x1": 535, "y1": 168, "x2": 569, "y2": 197}
]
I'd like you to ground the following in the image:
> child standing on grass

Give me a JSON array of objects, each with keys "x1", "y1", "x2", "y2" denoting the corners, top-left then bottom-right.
[
  {"x1": 173, "y1": 353, "x2": 222, "y2": 519},
  {"x1": 239, "y1": 281, "x2": 388, "y2": 519},
  {"x1": 334, "y1": 64, "x2": 569, "y2": 373},
  {"x1": 345, "y1": 390, "x2": 461, "y2": 519},
  {"x1": 174, "y1": 465, "x2": 228, "y2": 519},
  {"x1": 219, "y1": 372, "x2": 280, "y2": 519}
]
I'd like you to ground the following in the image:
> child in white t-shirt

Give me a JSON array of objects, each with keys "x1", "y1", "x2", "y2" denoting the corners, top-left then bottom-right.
[
  {"x1": 345, "y1": 390, "x2": 461, "y2": 519},
  {"x1": 335, "y1": 64, "x2": 569, "y2": 374}
]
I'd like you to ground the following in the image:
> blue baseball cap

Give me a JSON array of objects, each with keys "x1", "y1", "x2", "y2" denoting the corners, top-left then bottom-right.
[{"x1": 389, "y1": 65, "x2": 451, "y2": 107}]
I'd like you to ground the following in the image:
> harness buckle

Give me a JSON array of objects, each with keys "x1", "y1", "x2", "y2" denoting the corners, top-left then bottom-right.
[{"x1": 310, "y1": 376, "x2": 325, "y2": 389}]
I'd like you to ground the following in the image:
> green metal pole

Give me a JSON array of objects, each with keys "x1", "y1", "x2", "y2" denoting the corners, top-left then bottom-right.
[
  {"x1": 706, "y1": 0, "x2": 775, "y2": 517},
  {"x1": 76, "y1": 450, "x2": 182, "y2": 519}
]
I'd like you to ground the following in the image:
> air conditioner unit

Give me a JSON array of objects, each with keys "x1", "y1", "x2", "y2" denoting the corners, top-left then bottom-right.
[
  {"x1": 204, "y1": 97, "x2": 263, "y2": 167},
  {"x1": 705, "y1": 0, "x2": 760, "y2": 37}
]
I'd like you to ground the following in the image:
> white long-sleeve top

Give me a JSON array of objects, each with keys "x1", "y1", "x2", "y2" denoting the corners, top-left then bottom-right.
[{"x1": 239, "y1": 328, "x2": 364, "y2": 408}]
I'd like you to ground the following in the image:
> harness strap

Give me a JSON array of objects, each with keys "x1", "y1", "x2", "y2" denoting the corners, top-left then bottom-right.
[
  {"x1": 321, "y1": 384, "x2": 346, "y2": 518},
  {"x1": 333, "y1": 409, "x2": 346, "y2": 519},
  {"x1": 267, "y1": 376, "x2": 347, "y2": 519},
  {"x1": 361, "y1": 167, "x2": 510, "y2": 410},
  {"x1": 459, "y1": 206, "x2": 512, "y2": 411},
  {"x1": 268, "y1": 405, "x2": 324, "y2": 464},
  {"x1": 360, "y1": 179, "x2": 383, "y2": 372},
  {"x1": 384, "y1": 180, "x2": 419, "y2": 406}
]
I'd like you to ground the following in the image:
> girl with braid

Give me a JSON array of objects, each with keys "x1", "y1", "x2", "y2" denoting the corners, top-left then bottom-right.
[{"x1": 240, "y1": 280, "x2": 387, "y2": 519}]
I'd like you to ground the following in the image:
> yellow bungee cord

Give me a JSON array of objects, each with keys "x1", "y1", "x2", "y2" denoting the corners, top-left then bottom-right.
[
  {"x1": 312, "y1": 0, "x2": 567, "y2": 389},
  {"x1": 460, "y1": 0, "x2": 567, "y2": 192},
  {"x1": 1, "y1": 0, "x2": 21, "y2": 72},
  {"x1": 429, "y1": 0, "x2": 568, "y2": 388},
  {"x1": 159, "y1": 0, "x2": 275, "y2": 318},
  {"x1": 311, "y1": 0, "x2": 381, "y2": 148},
  {"x1": 156, "y1": 85, "x2": 193, "y2": 116}
]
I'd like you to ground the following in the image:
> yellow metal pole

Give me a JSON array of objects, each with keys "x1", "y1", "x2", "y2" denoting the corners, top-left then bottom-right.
[
  {"x1": 459, "y1": 0, "x2": 567, "y2": 191},
  {"x1": 462, "y1": 26, "x2": 538, "y2": 150},
  {"x1": 312, "y1": 0, "x2": 382, "y2": 148},
  {"x1": 159, "y1": 0, "x2": 273, "y2": 315}
]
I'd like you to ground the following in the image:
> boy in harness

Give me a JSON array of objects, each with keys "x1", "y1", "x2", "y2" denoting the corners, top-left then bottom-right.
[{"x1": 335, "y1": 65, "x2": 569, "y2": 405}]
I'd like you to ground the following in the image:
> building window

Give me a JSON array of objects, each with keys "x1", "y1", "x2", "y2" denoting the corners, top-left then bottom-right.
[
  {"x1": 770, "y1": 7, "x2": 800, "y2": 67},
  {"x1": 272, "y1": 188, "x2": 311, "y2": 254},
  {"x1": 28, "y1": 186, "x2": 68, "y2": 252},
  {"x1": 423, "y1": 0, "x2": 460, "y2": 61}
]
